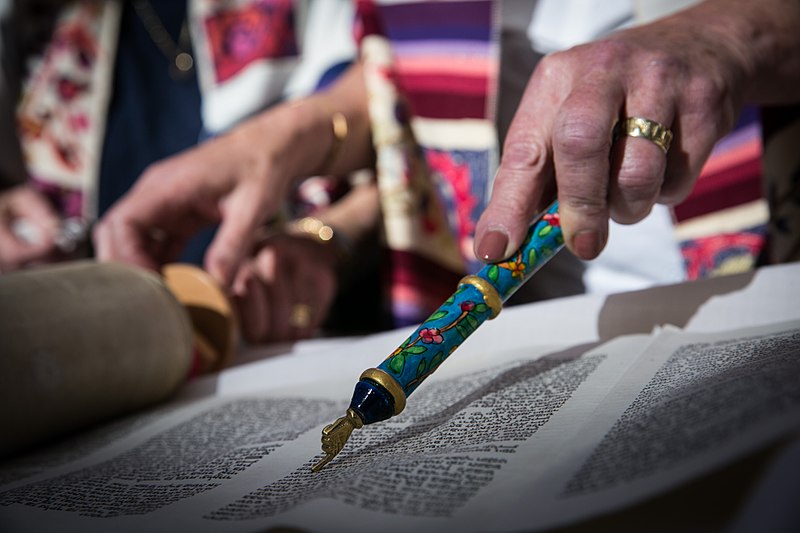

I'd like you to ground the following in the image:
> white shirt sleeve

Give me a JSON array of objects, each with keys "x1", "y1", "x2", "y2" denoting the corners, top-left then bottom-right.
[{"x1": 527, "y1": 0, "x2": 635, "y2": 54}]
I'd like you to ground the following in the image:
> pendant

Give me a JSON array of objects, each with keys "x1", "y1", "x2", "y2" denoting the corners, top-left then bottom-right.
[
  {"x1": 170, "y1": 52, "x2": 194, "y2": 80},
  {"x1": 174, "y1": 52, "x2": 194, "y2": 74}
]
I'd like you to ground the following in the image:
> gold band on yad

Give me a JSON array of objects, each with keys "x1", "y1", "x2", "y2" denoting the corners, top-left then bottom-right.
[
  {"x1": 622, "y1": 116, "x2": 673, "y2": 154},
  {"x1": 459, "y1": 275, "x2": 502, "y2": 319},
  {"x1": 360, "y1": 368, "x2": 407, "y2": 415}
]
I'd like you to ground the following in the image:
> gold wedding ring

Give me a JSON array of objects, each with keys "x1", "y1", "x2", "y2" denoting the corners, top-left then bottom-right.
[
  {"x1": 290, "y1": 303, "x2": 312, "y2": 328},
  {"x1": 622, "y1": 117, "x2": 673, "y2": 154}
]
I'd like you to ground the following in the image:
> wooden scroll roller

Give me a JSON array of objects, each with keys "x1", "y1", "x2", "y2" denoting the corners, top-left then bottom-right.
[
  {"x1": 161, "y1": 263, "x2": 238, "y2": 376},
  {"x1": 0, "y1": 261, "x2": 238, "y2": 458}
]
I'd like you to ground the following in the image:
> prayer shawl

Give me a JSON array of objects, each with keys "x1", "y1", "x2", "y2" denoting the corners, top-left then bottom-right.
[
  {"x1": 356, "y1": 0, "x2": 499, "y2": 326},
  {"x1": 16, "y1": 0, "x2": 354, "y2": 221}
]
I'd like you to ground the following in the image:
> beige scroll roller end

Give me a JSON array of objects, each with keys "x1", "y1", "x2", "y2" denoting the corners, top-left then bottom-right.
[
  {"x1": 161, "y1": 264, "x2": 239, "y2": 375},
  {"x1": 0, "y1": 261, "x2": 196, "y2": 458}
]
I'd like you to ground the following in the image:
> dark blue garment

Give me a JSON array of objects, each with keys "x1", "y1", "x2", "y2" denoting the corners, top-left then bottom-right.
[
  {"x1": 316, "y1": 60, "x2": 351, "y2": 90},
  {"x1": 98, "y1": 1, "x2": 210, "y2": 264}
]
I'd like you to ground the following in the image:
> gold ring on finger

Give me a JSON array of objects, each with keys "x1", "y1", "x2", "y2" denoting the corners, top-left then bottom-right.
[
  {"x1": 621, "y1": 116, "x2": 673, "y2": 154},
  {"x1": 290, "y1": 303, "x2": 312, "y2": 329}
]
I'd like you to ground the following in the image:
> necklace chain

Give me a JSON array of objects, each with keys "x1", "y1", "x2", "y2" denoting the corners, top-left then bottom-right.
[{"x1": 131, "y1": 0, "x2": 194, "y2": 78}]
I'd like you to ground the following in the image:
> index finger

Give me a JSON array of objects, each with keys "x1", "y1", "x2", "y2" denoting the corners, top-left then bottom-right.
[
  {"x1": 204, "y1": 180, "x2": 275, "y2": 287},
  {"x1": 473, "y1": 61, "x2": 566, "y2": 262}
]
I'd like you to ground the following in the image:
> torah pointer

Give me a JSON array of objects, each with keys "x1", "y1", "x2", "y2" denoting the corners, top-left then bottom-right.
[{"x1": 312, "y1": 201, "x2": 565, "y2": 472}]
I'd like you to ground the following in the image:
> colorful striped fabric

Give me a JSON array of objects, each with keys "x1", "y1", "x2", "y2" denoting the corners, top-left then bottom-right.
[
  {"x1": 674, "y1": 106, "x2": 768, "y2": 279},
  {"x1": 674, "y1": 106, "x2": 764, "y2": 223},
  {"x1": 373, "y1": 0, "x2": 496, "y2": 120},
  {"x1": 356, "y1": 0, "x2": 501, "y2": 327}
]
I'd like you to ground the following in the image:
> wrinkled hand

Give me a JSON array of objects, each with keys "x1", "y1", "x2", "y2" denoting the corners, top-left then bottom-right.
[
  {"x1": 231, "y1": 232, "x2": 340, "y2": 343},
  {"x1": 0, "y1": 184, "x2": 61, "y2": 271},
  {"x1": 475, "y1": 6, "x2": 749, "y2": 262},
  {"x1": 94, "y1": 111, "x2": 304, "y2": 286}
]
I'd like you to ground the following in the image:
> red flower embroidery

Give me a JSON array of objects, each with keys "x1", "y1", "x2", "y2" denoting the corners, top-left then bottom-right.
[
  {"x1": 68, "y1": 113, "x2": 89, "y2": 132},
  {"x1": 56, "y1": 77, "x2": 87, "y2": 101},
  {"x1": 419, "y1": 328, "x2": 444, "y2": 344},
  {"x1": 55, "y1": 143, "x2": 79, "y2": 170},
  {"x1": 543, "y1": 213, "x2": 560, "y2": 227},
  {"x1": 427, "y1": 150, "x2": 477, "y2": 241},
  {"x1": 204, "y1": 1, "x2": 298, "y2": 83}
]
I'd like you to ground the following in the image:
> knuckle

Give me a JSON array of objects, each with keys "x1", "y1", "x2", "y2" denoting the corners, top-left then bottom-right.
[
  {"x1": 612, "y1": 159, "x2": 662, "y2": 223},
  {"x1": 611, "y1": 202, "x2": 652, "y2": 225},
  {"x1": 487, "y1": 184, "x2": 532, "y2": 221},
  {"x1": 683, "y1": 76, "x2": 736, "y2": 133},
  {"x1": 500, "y1": 137, "x2": 548, "y2": 173},
  {"x1": 616, "y1": 159, "x2": 662, "y2": 199},
  {"x1": 553, "y1": 113, "x2": 610, "y2": 159},
  {"x1": 686, "y1": 75, "x2": 726, "y2": 108},
  {"x1": 585, "y1": 39, "x2": 630, "y2": 69},
  {"x1": 536, "y1": 51, "x2": 569, "y2": 82},
  {"x1": 560, "y1": 191, "x2": 608, "y2": 216},
  {"x1": 491, "y1": 165, "x2": 548, "y2": 223},
  {"x1": 615, "y1": 179, "x2": 658, "y2": 208},
  {"x1": 557, "y1": 171, "x2": 610, "y2": 214},
  {"x1": 641, "y1": 49, "x2": 683, "y2": 81}
]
